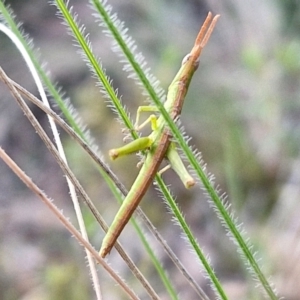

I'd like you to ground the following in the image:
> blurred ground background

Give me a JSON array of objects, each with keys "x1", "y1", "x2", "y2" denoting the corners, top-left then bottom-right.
[{"x1": 1, "y1": 0, "x2": 300, "y2": 299}]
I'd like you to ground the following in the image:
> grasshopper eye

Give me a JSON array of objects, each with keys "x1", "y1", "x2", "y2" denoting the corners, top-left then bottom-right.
[
  {"x1": 181, "y1": 54, "x2": 190, "y2": 65},
  {"x1": 181, "y1": 54, "x2": 200, "y2": 70}
]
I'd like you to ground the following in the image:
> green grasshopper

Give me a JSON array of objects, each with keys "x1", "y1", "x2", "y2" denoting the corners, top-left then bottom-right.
[{"x1": 100, "y1": 12, "x2": 219, "y2": 258}]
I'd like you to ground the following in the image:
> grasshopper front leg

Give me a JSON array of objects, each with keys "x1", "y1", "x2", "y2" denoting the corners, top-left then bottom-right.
[{"x1": 134, "y1": 105, "x2": 159, "y2": 131}]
